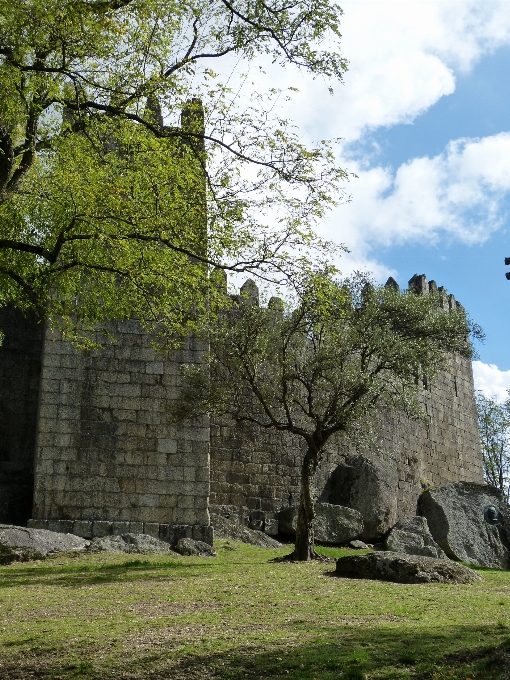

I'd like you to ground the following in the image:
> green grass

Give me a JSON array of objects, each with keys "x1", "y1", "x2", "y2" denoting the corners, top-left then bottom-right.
[{"x1": 0, "y1": 541, "x2": 509, "y2": 679}]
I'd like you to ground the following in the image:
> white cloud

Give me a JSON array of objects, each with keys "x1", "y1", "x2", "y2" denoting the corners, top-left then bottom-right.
[
  {"x1": 260, "y1": 0, "x2": 510, "y2": 145},
  {"x1": 323, "y1": 132, "x2": 510, "y2": 258},
  {"x1": 204, "y1": 1, "x2": 510, "y2": 277},
  {"x1": 473, "y1": 360, "x2": 510, "y2": 401}
]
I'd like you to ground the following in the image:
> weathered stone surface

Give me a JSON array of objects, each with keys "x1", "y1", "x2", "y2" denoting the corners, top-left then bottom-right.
[
  {"x1": 278, "y1": 503, "x2": 363, "y2": 544},
  {"x1": 88, "y1": 535, "x2": 131, "y2": 554},
  {"x1": 211, "y1": 514, "x2": 281, "y2": 548},
  {"x1": 326, "y1": 454, "x2": 399, "y2": 541},
  {"x1": 175, "y1": 538, "x2": 217, "y2": 557},
  {"x1": 335, "y1": 551, "x2": 482, "y2": 584},
  {"x1": 419, "y1": 482, "x2": 510, "y2": 568},
  {"x1": 349, "y1": 540, "x2": 369, "y2": 549},
  {"x1": 0, "y1": 524, "x2": 88, "y2": 564},
  {"x1": 121, "y1": 533, "x2": 175, "y2": 554},
  {"x1": 385, "y1": 516, "x2": 447, "y2": 559},
  {"x1": 87, "y1": 533, "x2": 175, "y2": 554}
]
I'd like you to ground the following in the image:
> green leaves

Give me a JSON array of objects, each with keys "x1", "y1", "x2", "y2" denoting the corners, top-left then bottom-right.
[
  {"x1": 476, "y1": 391, "x2": 510, "y2": 495},
  {"x1": 0, "y1": 0, "x2": 348, "y2": 338},
  {"x1": 181, "y1": 272, "x2": 480, "y2": 449}
]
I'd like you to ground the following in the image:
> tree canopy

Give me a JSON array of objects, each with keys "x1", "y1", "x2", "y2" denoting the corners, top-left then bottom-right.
[
  {"x1": 178, "y1": 273, "x2": 483, "y2": 559},
  {"x1": 0, "y1": 0, "x2": 348, "y2": 341},
  {"x1": 476, "y1": 390, "x2": 510, "y2": 498}
]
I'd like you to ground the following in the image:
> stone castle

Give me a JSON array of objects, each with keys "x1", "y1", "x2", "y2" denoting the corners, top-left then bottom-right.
[{"x1": 0, "y1": 273, "x2": 484, "y2": 544}]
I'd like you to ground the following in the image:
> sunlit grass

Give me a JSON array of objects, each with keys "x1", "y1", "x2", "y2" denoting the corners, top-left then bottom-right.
[{"x1": 0, "y1": 541, "x2": 508, "y2": 678}]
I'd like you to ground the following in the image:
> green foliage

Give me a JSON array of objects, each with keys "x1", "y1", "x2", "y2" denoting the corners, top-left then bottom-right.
[
  {"x1": 0, "y1": 0, "x2": 348, "y2": 339},
  {"x1": 178, "y1": 272, "x2": 482, "y2": 560},
  {"x1": 180, "y1": 273, "x2": 481, "y2": 444},
  {"x1": 475, "y1": 390, "x2": 510, "y2": 496}
]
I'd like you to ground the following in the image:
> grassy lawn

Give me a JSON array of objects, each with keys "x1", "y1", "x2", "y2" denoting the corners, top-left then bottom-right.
[{"x1": 0, "y1": 541, "x2": 509, "y2": 679}]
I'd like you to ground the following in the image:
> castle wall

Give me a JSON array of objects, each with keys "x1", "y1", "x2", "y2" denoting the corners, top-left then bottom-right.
[
  {"x1": 210, "y1": 353, "x2": 483, "y2": 525},
  {"x1": 0, "y1": 271, "x2": 485, "y2": 542},
  {"x1": 209, "y1": 277, "x2": 484, "y2": 529},
  {"x1": 0, "y1": 307, "x2": 43, "y2": 525},
  {"x1": 31, "y1": 321, "x2": 211, "y2": 535}
]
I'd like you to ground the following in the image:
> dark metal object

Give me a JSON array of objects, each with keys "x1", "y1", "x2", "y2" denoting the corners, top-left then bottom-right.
[{"x1": 484, "y1": 505, "x2": 500, "y2": 526}]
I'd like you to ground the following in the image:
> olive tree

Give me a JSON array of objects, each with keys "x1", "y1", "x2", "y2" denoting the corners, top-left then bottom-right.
[{"x1": 178, "y1": 273, "x2": 482, "y2": 560}]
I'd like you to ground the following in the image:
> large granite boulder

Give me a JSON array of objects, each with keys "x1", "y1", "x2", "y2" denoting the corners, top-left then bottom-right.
[
  {"x1": 211, "y1": 514, "x2": 282, "y2": 548},
  {"x1": 419, "y1": 482, "x2": 510, "y2": 569},
  {"x1": 335, "y1": 551, "x2": 482, "y2": 584},
  {"x1": 278, "y1": 503, "x2": 363, "y2": 544},
  {"x1": 0, "y1": 524, "x2": 88, "y2": 564},
  {"x1": 175, "y1": 538, "x2": 217, "y2": 557},
  {"x1": 87, "y1": 533, "x2": 175, "y2": 555},
  {"x1": 325, "y1": 454, "x2": 399, "y2": 540},
  {"x1": 385, "y1": 516, "x2": 447, "y2": 559}
]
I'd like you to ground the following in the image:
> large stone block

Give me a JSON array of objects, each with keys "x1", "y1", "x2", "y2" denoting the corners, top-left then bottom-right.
[
  {"x1": 325, "y1": 454, "x2": 400, "y2": 541},
  {"x1": 335, "y1": 551, "x2": 482, "y2": 584},
  {"x1": 385, "y1": 516, "x2": 446, "y2": 559},
  {"x1": 419, "y1": 482, "x2": 510, "y2": 569},
  {"x1": 0, "y1": 524, "x2": 88, "y2": 564},
  {"x1": 278, "y1": 503, "x2": 363, "y2": 544}
]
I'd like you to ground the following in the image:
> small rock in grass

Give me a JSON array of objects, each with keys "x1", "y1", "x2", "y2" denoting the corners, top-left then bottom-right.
[
  {"x1": 175, "y1": 538, "x2": 217, "y2": 557},
  {"x1": 349, "y1": 540, "x2": 369, "y2": 549}
]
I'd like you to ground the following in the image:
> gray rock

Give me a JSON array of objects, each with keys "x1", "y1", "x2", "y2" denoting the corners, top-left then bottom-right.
[
  {"x1": 335, "y1": 551, "x2": 482, "y2": 584},
  {"x1": 88, "y1": 535, "x2": 131, "y2": 554},
  {"x1": 385, "y1": 516, "x2": 447, "y2": 559},
  {"x1": 278, "y1": 503, "x2": 363, "y2": 544},
  {"x1": 349, "y1": 540, "x2": 369, "y2": 549},
  {"x1": 87, "y1": 533, "x2": 175, "y2": 555},
  {"x1": 326, "y1": 454, "x2": 400, "y2": 540},
  {"x1": 419, "y1": 482, "x2": 510, "y2": 569},
  {"x1": 0, "y1": 524, "x2": 88, "y2": 564},
  {"x1": 211, "y1": 514, "x2": 282, "y2": 548},
  {"x1": 175, "y1": 538, "x2": 217, "y2": 557}
]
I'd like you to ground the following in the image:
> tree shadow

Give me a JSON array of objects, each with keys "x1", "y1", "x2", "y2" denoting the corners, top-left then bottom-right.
[{"x1": 0, "y1": 557, "x2": 218, "y2": 588}]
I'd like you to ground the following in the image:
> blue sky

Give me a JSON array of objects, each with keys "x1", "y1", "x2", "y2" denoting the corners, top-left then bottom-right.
[
  {"x1": 270, "y1": 0, "x2": 510, "y2": 399},
  {"x1": 354, "y1": 45, "x2": 510, "y2": 372},
  {"x1": 221, "y1": 1, "x2": 510, "y2": 397}
]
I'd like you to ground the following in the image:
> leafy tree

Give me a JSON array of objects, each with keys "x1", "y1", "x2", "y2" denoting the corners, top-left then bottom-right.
[
  {"x1": 0, "y1": 0, "x2": 348, "y2": 341},
  {"x1": 475, "y1": 390, "x2": 510, "y2": 497},
  {"x1": 177, "y1": 273, "x2": 482, "y2": 560}
]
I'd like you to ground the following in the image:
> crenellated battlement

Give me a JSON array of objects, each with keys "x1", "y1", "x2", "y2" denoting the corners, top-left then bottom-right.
[{"x1": 0, "y1": 272, "x2": 484, "y2": 542}]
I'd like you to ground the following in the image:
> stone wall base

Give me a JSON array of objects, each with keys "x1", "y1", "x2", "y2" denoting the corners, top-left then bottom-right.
[
  {"x1": 27, "y1": 519, "x2": 213, "y2": 546},
  {"x1": 209, "y1": 504, "x2": 279, "y2": 536}
]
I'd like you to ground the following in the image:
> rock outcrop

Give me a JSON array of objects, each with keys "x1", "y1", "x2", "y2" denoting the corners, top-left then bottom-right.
[
  {"x1": 419, "y1": 482, "x2": 510, "y2": 569},
  {"x1": 175, "y1": 538, "x2": 217, "y2": 557},
  {"x1": 335, "y1": 551, "x2": 482, "y2": 584},
  {"x1": 385, "y1": 516, "x2": 447, "y2": 559},
  {"x1": 87, "y1": 533, "x2": 175, "y2": 555},
  {"x1": 0, "y1": 524, "x2": 88, "y2": 564},
  {"x1": 211, "y1": 514, "x2": 282, "y2": 548},
  {"x1": 278, "y1": 503, "x2": 363, "y2": 544},
  {"x1": 325, "y1": 455, "x2": 399, "y2": 540}
]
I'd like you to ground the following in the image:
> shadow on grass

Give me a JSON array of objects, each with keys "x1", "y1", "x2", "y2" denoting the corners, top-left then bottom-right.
[
  {"x1": 0, "y1": 558, "x2": 218, "y2": 588},
  {"x1": 119, "y1": 625, "x2": 510, "y2": 680},
  {"x1": 1, "y1": 623, "x2": 509, "y2": 679}
]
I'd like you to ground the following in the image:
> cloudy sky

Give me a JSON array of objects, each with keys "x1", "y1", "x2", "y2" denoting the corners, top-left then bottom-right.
[{"x1": 261, "y1": 0, "x2": 510, "y2": 400}]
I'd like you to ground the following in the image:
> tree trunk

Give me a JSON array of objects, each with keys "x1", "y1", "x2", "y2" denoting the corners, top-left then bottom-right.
[{"x1": 292, "y1": 447, "x2": 319, "y2": 561}]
